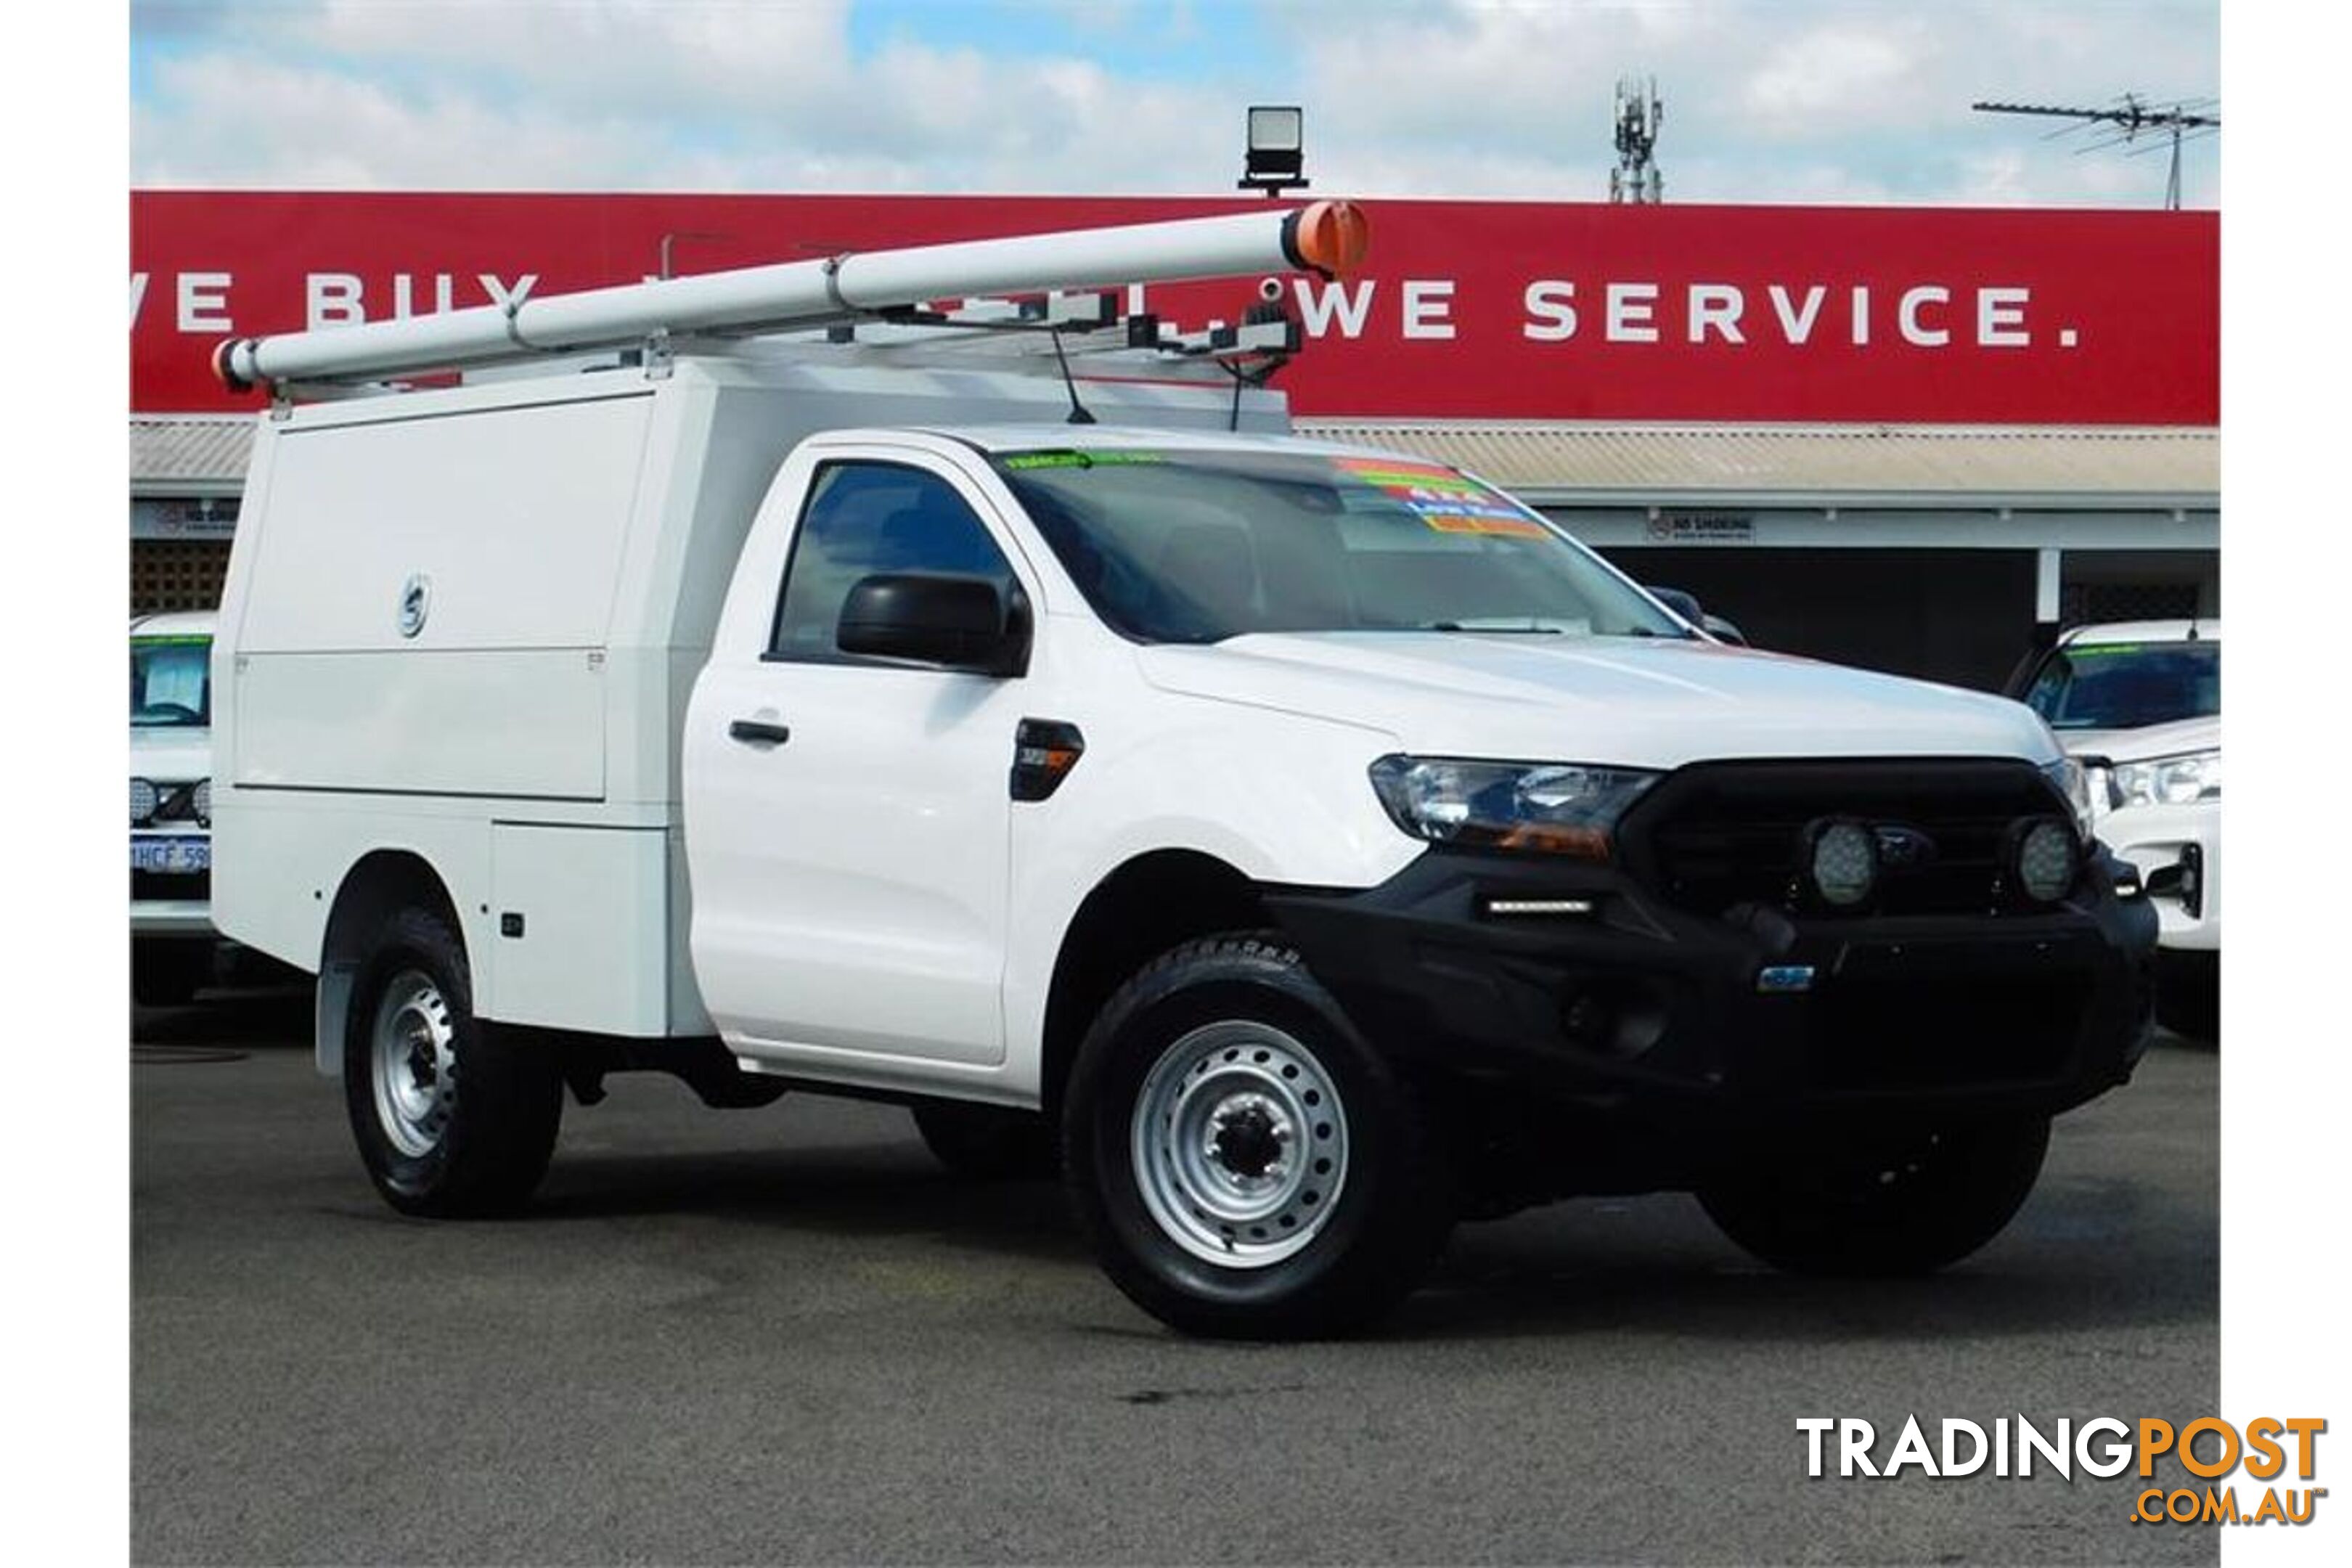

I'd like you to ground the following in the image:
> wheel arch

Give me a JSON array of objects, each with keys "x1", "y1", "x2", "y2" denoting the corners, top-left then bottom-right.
[
  {"x1": 316, "y1": 849, "x2": 466, "y2": 1078},
  {"x1": 1038, "y1": 848, "x2": 1269, "y2": 1120}
]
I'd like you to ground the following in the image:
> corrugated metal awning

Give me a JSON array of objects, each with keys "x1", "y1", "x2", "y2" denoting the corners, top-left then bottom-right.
[
  {"x1": 1291, "y1": 422, "x2": 2218, "y2": 510},
  {"x1": 126, "y1": 413, "x2": 2220, "y2": 511},
  {"x1": 131, "y1": 416, "x2": 256, "y2": 496}
]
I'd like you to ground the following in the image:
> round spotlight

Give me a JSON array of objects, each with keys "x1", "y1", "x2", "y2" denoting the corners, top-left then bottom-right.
[
  {"x1": 131, "y1": 777, "x2": 158, "y2": 825},
  {"x1": 2016, "y1": 819, "x2": 2080, "y2": 903},
  {"x1": 194, "y1": 778, "x2": 212, "y2": 825},
  {"x1": 1810, "y1": 821, "x2": 1878, "y2": 907}
]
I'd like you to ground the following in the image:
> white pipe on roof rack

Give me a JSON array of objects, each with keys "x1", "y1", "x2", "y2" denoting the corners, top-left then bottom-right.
[{"x1": 216, "y1": 200, "x2": 1367, "y2": 392}]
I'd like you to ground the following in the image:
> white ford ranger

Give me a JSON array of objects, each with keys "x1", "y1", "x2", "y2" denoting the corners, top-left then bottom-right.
[{"x1": 208, "y1": 205, "x2": 2157, "y2": 1336}]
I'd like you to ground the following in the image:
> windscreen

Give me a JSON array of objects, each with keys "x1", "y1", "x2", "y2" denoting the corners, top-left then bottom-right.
[
  {"x1": 2024, "y1": 640, "x2": 2219, "y2": 731},
  {"x1": 991, "y1": 448, "x2": 1687, "y2": 645},
  {"x1": 132, "y1": 635, "x2": 211, "y2": 728}
]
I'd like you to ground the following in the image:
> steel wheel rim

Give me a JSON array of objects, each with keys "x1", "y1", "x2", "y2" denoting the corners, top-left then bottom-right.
[
  {"x1": 1130, "y1": 1020, "x2": 1349, "y2": 1269},
  {"x1": 370, "y1": 968, "x2": 457, "y2": 1158}
]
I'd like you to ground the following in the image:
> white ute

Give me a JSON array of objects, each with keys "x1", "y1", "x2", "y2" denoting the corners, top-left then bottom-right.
[
  {"x1": 131, "y1": 611, "x2": 219, "y2": 1004},
  {"x1": 210, "y1": 204, "x2": 2158, "y2": 1337},
  {"x1": 2016, "y1": 619, "x2": 2219, "y2": 1035}
]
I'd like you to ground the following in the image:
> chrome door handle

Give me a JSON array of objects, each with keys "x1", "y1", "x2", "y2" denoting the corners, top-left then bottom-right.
[{"x1": 728, "y1": 718, "x2": 791, "y2": 746}]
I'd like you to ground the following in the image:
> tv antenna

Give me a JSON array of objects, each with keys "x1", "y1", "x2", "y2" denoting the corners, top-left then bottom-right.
[
  {"x1": 1610, "y1": 75, "x2": 1663, "y2": 204},
  {"x1": 1971, "y1": 94, "x2": 2219, "y2": 208}
]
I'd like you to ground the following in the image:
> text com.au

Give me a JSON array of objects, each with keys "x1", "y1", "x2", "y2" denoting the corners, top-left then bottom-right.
[{"x1": 1798, "y1": 1416, "x2": 2326, "y2": 1527}]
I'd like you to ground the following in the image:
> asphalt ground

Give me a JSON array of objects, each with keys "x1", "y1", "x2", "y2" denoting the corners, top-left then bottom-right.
[{"x1": 133, "y1": 987, "x2": 2218, "y2": 1566}]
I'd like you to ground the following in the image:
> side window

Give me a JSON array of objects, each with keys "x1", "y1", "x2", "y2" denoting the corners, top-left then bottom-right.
[{"x1": 768, "y1": 462, "x2": 1018, "y2": 661}]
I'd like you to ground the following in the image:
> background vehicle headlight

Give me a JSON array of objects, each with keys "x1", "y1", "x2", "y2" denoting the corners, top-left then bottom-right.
[
  {"x1": 1368, "y1": 756, "x2": 1659, "y2": 858},
  {"x1": 194, "y1": 778, "x2": 211, "y2": 824},
  {"x1": 2014, "y1": 818, "x2": 2081, "y2": 902},
  {"x1": 2110, "y1": 748, "x2": 2220, "y2": 808},
  {"x1": 2040, "y1": 756, "x2": 2094, "y2": 836},
  {"x1": 131, "y1": 777, "x2": 158, "y2": 825}
]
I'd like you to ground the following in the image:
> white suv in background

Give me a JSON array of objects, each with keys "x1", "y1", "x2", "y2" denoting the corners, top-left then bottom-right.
[
  {"x1": 131, "y1": 611, "x2": 220, "y2": 1005},
  {"x1": 2018, "y1": 619, "x2": 2219, "y2": 1034}
]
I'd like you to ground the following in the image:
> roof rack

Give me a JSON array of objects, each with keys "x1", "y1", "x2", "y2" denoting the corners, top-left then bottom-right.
[{"x1": 213, "y1": 201, "x2": 1368, "y2": 400}]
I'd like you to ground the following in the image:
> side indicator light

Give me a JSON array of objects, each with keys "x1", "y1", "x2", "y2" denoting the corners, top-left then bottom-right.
[{"x1": 1010, "y1": 718, "x2": 1085, "y2": 802}]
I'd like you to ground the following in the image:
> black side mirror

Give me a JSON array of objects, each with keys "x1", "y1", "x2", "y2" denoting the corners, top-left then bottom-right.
[
  {"x1": 836, "y1": 572, "x2": 1029, "y2": 676},
  {"x1": 1646, "y1": 584, "x2": 1704, "y2": 626},
  {"x1": 1646, "y1": 584, "x2": 1747, "y2": 644}
]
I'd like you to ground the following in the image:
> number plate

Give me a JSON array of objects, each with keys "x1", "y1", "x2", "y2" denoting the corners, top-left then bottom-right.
[{"x1": 132, "y1": 836, "x2": 211, "y2": 875}]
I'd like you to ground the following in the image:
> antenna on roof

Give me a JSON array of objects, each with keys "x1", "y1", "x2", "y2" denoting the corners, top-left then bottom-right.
[
  {"x1": 1972, "y1": 94, "x2": 2219, "y2": 208},
  {"x1": 1048, "y1": 328, "x2": 1095, "y2": 425},
  {"x1": 1609, "y1": 75, "x2": 1664, "y2": 204}
]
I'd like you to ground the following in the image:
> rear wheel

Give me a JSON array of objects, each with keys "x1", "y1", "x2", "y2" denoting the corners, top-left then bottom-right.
[
  {"x1": 1063, "y1": 935, "x2": 1453, "y2": 1339},
  {"x1": 343, "y1": 907, "x2": 562, "y2": 1217},
  {"x1": 1698, "y1": 1118, "x2": 2051, "y2": 1277},
  {"x1": 911, "y1": 1101, "x2": 1059, "y2": 1180}
]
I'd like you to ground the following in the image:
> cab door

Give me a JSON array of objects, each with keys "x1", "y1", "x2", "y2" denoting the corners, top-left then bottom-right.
[{"x1": 686, "y1": 448, "x2": 1039, "y2": 1069}]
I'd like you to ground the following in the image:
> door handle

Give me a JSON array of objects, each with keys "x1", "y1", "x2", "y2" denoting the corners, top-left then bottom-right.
[{"x1": 728, "y1": 718, "x2": 791, "y2": 746}]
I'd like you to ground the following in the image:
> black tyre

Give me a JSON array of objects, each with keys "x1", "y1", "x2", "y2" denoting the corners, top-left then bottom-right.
[
  {"x1": 1698, "y1": 1117, "x2": 2051, "y2": 1277},
  {"x1": 1063, "y1": 934, "x2": 1453, "y2": 1339},
  {"x1": 131, "y1": 942, "x2": 211, "y2": 1008},
  {"x1": 911, "y1": 1101, "x2": 1060, "y2": 1180},
  {"x1": 2155, "y1": 951, "x2": 2219, "y2": 1042},
  {"x1": 343, "y1": 907, "x2": 562, "y2": 1217}
]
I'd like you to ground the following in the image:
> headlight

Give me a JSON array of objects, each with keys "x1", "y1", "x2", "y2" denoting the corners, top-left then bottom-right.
[
  {"x1": 194, "y1": 778, "x2": 212, "y2": 824},
  {"x1": 2040, "y1": 756, "x2": 2094, "y2": 837},
  {"x1": 1809, "y1": 820, "x2": 1878, "y2": 907},
  {"x1": 131, "y1": 777, "x2": 158, "y2": 825},
  {"x1": 2014, "y1": 818, "x2": 2081, "y2": 903},
  {"x1": 2110, "y1": 748, "x2": 2220, "y2": 809},
  {"x1": 1368, "y1": 756, "x2": 1659, "y2": 858}
]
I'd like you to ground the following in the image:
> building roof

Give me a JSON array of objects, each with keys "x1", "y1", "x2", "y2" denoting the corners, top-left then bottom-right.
[
  {"x1": 1291, "y1": 421, "x2": 2218, "y2": 510},
  {"x1": 128, "y1": 413, "x2": 2219, "y2": 510},
  {"x1": 131, "y1": 416, "x2": 259, "y2": 497}
]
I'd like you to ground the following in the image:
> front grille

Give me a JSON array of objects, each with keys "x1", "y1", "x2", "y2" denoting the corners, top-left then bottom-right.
[
  {"x1": 1620, "y1": 759, "x2": 2067, "y2": 918},
  {"x1": 133, "y1": 869, "x2": 210, "y2": 902}
]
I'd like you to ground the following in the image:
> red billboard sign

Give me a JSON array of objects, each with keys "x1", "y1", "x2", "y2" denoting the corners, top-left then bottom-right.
[{"x1": 131, "y1": 192, "x2": 2216, "y2": 425}]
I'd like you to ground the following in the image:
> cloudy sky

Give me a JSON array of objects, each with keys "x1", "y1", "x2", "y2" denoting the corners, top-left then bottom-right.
[{"x1": 128, "y1": 1, "x2": 2218, "y2": 207}]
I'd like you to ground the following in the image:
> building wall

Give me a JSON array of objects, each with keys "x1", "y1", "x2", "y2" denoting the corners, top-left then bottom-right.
[{"x1": 1599, "y1": 545, "x2": 2041, "y2": 692}]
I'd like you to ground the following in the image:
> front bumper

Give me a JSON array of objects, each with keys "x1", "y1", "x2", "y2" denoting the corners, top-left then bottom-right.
[
  {"x1": 130, "y1": 898, "x2": 216, "y2": 939},
  {"x1": 1265, "y1": 845, "x2": 2157, "y2": 1149},
  {"x1": 2092, "y1": 800, "x2": 2218, "y2": 952}
]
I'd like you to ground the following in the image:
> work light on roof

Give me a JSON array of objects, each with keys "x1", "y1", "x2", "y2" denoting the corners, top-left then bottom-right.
[{"x1": 1241, "y1": 105, "x2": 1308, "y2": 197}]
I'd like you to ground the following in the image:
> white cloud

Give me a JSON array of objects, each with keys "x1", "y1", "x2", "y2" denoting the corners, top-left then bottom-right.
[{"x1": 128, "y1": 0, "x2": 2219, "y2": 206}]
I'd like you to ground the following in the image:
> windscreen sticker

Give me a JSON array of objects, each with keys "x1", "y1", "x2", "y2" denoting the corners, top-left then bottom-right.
[
  {"x1": 1332, "y1": 457, "x2": 1551, "y2": 537},
  {"x1": 1419, "y1": 511, "x2": 1552, "y2": 538},
  {"x1": 131, "y1": 634, "x2": 212, "y2": 647},
  {"x1": 999, "y1": 449, "x2": 1168, "y2": 470}
]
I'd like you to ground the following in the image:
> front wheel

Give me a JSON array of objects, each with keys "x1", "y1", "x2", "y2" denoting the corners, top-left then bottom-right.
[
  {"x1": 1063, "y1": 935, "x2": 1453, "y2": 1339},
  {"x1": 344, "y1": 907, "x2": 562, "y2": 1217},
  {"x1": 131, "y1": 943, "x2": 211, "y2": 1008},
  {"x1": 1698, "y1": 1118, "x2": 2051, "y2": 1277}
]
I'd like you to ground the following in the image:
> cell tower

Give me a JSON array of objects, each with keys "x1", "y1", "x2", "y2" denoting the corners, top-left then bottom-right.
[
  {"x1": 1610, "y1": 75, "x2": 1663, "y2": 204},
  {"x1": 1972, "y1": 94, "x2": 2219, "y2": 209}
]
